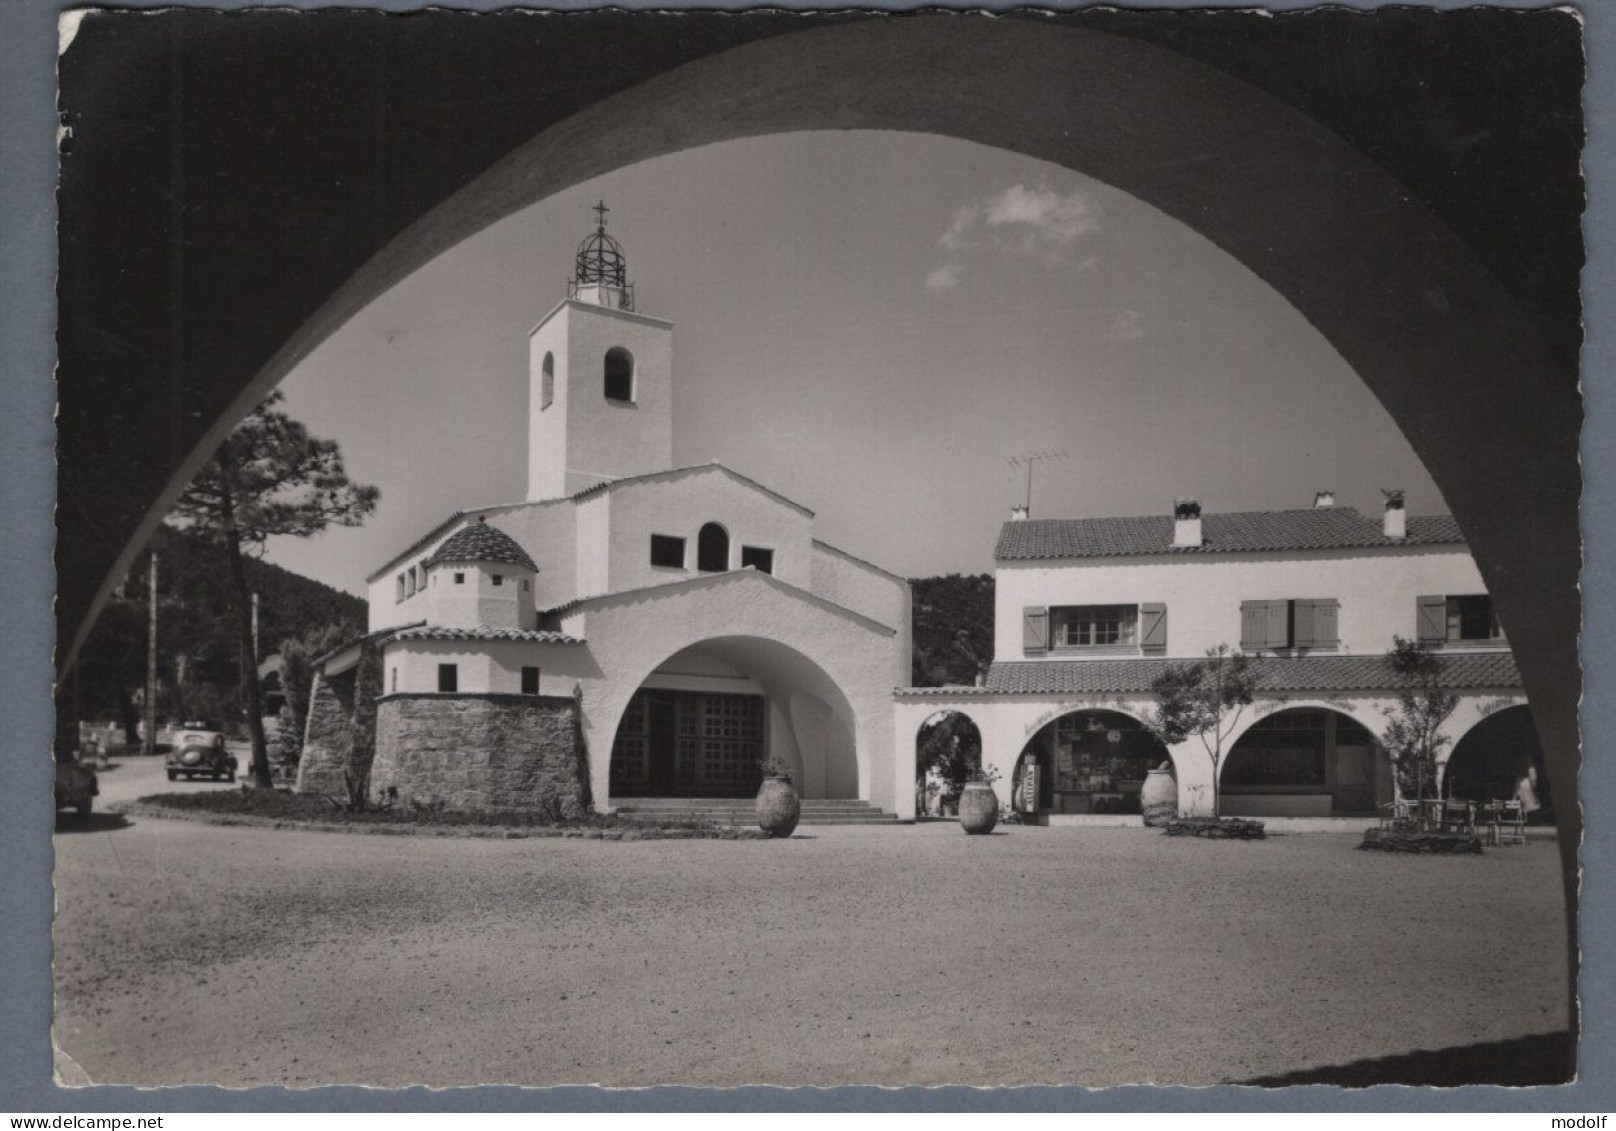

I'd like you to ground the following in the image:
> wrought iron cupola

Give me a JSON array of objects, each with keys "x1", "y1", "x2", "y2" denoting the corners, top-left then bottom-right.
[{"x1": 568, "y1": 200, "x2": 635, "y2": 311}]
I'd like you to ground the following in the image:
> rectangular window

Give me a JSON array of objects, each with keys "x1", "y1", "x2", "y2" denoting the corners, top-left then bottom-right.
[
  {"x1": 1447, "y1": 595, "x2": 1503, "y2": 641},
  {"x1": 492, "y1": 574, "x2": 504, "y2": 586},
  {"x1": 390, "y1": 667, "x2": 398, "y2": 693},
  {"x1": 650, "y1": 534, "x2": 686, "y2": 569},
  {"x1": 1051, "y1": 605, "x2": 1138, "y2": 649},
  {"x1": 395, "y1": 575, "x2": 405, "y2": 602},
  {"x1": 454, "y1": 572, "x2": 465, "y2": 585},
  {"x1": 521, "y1": 666, "x2": 540, "y2": 695},
  {"x1": 1240, "y1": 599, "x2": 1339, "y2": 650},
  {"x1": 437, "y1": 663, "x2": 458, "y2": 693},
  {"x1": 741, "y1": 546, "x2": 774, "y2": 574}
]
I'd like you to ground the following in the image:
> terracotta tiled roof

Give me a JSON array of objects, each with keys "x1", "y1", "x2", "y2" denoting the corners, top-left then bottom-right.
[
  {"x1": 895, "y1": 652, "x2": 1520, "y2": 696},
  {"x1": 389, "y1": 626, "x2": 582, "y2": 645},
  {"x1": 986, "y1": 653, "x2": 1518, "y2": 694},
  {"x1": 425, "y1": 519, "x2": 539, "y2": 572},
  {"x1": 995, "y1": 508, "x2": 1465, "y2": 561}
]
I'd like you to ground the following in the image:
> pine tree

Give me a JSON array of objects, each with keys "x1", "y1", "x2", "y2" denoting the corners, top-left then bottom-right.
[{"x1": 169, "y1": 392, "x2": 378, "y2": 787}]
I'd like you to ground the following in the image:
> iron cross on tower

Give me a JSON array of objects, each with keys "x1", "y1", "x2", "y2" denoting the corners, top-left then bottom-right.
[
  {"x1": 1005, "y1": 449, "x2": 1069, "y2": 516},
  {"x1": 593, "y1": 199, "x2": 610, "y2": 232}
]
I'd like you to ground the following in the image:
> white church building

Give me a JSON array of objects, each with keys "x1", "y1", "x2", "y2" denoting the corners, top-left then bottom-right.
[{"x1": 296, "y1": 206, "x2": 911, "y2": 817}]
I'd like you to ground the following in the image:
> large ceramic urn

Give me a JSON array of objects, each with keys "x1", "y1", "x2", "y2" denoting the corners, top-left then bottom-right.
[
  {"x1": 1141, "y1": 761, "x2": 1178, "y2": 827},
  {"x1": 958, "y1": 780, "x2": 1000, "y2": 835},
  {"x1": 755, "y1": 774, "x2": 801, "y2": 838}
]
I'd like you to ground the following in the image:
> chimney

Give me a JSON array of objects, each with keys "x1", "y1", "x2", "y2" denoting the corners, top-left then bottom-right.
[
  {"x1": 1173, "y1": 498, "x2": 1203, "y2": 548},
  {"x1": 1010, "y1": 504, "x2": 1030, "y2": 522},
  {"x1": 1313, "y1": 490, "x2": 1336, "y2": 509},
  {"x1": 1382, "y1": 489, "x2": 1406, "y2": 539}
]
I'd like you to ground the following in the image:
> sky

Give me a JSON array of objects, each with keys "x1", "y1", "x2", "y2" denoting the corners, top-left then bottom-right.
[{"x1": 267, "y1": 130, "x2": 1444, "y2": 597}]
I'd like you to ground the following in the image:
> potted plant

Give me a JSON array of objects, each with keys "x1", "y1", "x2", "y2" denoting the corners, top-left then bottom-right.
[
  {"x1": 754, "y1": 756, "x2": 801, "y2": 838},
  {"x1": 958, "y1": 766, "x2": 1001, "y2": 835}
]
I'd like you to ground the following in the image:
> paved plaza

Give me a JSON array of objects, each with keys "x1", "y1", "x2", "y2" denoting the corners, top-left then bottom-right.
[{"x1": 52, "y1": 762, "x2": 1569, "y2": 1089}]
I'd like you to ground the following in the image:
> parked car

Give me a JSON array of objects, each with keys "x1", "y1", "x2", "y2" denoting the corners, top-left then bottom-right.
[
  {"x1": 166, "y1": 722, "x2": 238, "y2": 782},
  {"x1": 55, "y1": 750, "x2": 99, "y2": 817}
]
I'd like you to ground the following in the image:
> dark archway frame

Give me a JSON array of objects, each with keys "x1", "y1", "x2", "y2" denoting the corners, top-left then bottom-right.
[{"x1": 56, "y1": 11, "x2": 1583, "y2": 1017}]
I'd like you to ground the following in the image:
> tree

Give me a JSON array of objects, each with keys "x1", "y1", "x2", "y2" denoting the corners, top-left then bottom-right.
[
  {"x1": 915, "y1": 712, "x2": 983, "y2": 806},
  {"x1": 1147, "y1": 644, "x2": 1258, "y2": 817},
  {"x1": 276, "y1": 621, "x2": 352, "y2": 770},
  {"x1": 168, "y1": 391, "x2": 378, "y2": 787},
  {"x1": 1380, "y1": 636, "x2": 1459, "y2": 805}
]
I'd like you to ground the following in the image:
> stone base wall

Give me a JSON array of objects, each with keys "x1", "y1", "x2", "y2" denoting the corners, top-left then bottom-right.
[
  {"x1": 371, "y1": 693, "x2": 588, "y2": 816},
  {"x1": 294, "y1": 670, "x2": 355, "y2": 796}
]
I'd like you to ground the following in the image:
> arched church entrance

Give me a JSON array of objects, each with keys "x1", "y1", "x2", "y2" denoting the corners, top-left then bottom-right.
[
  {"x1": 1222, "y1": 708, "x2": 1392, "y2": 817},
  {"x1": 1445, "y1": 705, "x2": 1553, "y2": 823},
  {"x1": 605, "y1": 637, "x2": 859, "y2": 803},
  {"x1": 1014, "y1": 709, "x2": 1168, "y2": 818}
]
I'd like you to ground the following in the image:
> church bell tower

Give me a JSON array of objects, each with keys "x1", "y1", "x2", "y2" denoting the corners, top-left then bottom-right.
[{"x1": 527, "y1": 202, "x2": 675, "y2": 502}]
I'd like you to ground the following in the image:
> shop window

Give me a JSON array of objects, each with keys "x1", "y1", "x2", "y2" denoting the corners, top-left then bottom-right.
[
  {"x1": 522, "y1": 666, "x2": 540, "y2": 695},
  {"x1": 437, "y1": 664, "x2": 458, "y2": 693},
  {"x1": 1240, "y1": 599, "x2": 1340, "y2": 650},
  {"x1": 541, "y1": 351, "x2": 555, "y2": 409},
  {"x1": 697, "y1": 523, "x2": 729, "y2": 572},
  {"x1": 741, "y1": 546, "x2": 774, "y2": 575},
  {"x1": 1051, "y1": 605, "x2": 1137, "y2": 648},
  {"x1": 650, "y1": 534, "x2": 686, "y2": 569},
  {"x1": 604, "y1": 347, "x2": 635, "y2": 403}
]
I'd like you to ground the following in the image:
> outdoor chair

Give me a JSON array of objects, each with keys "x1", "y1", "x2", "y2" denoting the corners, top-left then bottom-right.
[{"x1": 1494, "y1": 799, "x2": 1527, "y2": 846}]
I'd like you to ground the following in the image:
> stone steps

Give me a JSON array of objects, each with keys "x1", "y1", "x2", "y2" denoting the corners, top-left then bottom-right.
[{"x1": 612, "y1": 797, "x2": 902, "y2": 825}]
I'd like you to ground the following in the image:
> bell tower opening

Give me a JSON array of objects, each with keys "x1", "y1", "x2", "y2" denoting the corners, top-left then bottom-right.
[{"x1": 526, "y1": 202, "x2": 675, "y2": 502}]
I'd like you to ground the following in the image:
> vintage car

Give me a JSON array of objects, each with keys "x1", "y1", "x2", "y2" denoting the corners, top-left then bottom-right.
[
  {"x1": 55, "y1": 751, "x2": 99, "y2": 817},
  {"x1": 165, "y1": 722, "x2": 239, "y2": 781}
]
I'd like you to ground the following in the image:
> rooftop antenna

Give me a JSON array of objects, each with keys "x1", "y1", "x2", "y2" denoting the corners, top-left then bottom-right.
[{"x1": 1005, "y1": 449, "x2": 1069, "y2": 516}]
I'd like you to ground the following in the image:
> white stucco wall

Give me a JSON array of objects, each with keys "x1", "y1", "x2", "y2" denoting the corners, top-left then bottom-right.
[
  {"x1": 810, "y1": 540, "x2": 911, "y2": 685},
  {"x1": 382, "y1": 638, "x2": 595, "y2": 697},
  {"x1": 574, "y1": 490, "x2": 612, "y2": 600},
  {"x1": 994, "y1": 545, "x2": 1496, "y2": 663},
  {"x1": 527, "y1": 301, "x2": 675, "y2": 502},
  {"x1": 425, "y1": 562, "x2": 536, "y2": 630},
  {"x1": 587, "y1": 467, "x2": 815, "y2": 595},
  {"x1": 892, "y1": 687, "x2": 1529, "y2": 820}
]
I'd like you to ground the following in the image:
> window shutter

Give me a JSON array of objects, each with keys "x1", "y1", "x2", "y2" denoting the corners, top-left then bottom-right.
[
  {"x1": 1417, "y1": 595, "x2": 1447, "y2": 643},
  {"x1": 1265, "y1": 599, "x2": 1291, "y2": 649},
  {"x1": 1023, "y1": 606, "x2": 1049, "y2": 654},
  {"x1": 1312, "y1": 600, "x2": 1340, "y2": 649},
  {"x1": 1292, "y1": 599, "x2": 1316, "y2": 648},
  {"x1": 1240, "y1": 601, "x2": 1265, "y2": 650},
  {"x1": 1140, "y1": 603, "x2": 1167, "y2": 652}
]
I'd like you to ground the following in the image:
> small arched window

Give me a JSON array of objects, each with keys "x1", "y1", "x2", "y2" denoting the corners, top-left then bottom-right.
[
  {"x1": 541, "y1": 352, "x2": 555, "y2": 410},
  {"x1": 697, "y1": 522, "x2": 729, "y2": 573},
  {"x1": 604, "y1": 347, "x2": 635, "y2": 403}
]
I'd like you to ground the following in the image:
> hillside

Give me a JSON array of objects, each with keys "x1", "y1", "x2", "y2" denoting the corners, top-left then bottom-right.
[
  {"x1": 73, "y1": 526, "x2": 366, "y2": 739},
  {"x1": 909, "y1": 573, "x2": 995, "y2": 687}
]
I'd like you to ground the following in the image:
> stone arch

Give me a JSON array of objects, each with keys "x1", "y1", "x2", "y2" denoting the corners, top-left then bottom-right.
[
  {"x1": 1220, "y1": 699, "x2": 1389, "y2": 762},
  {"x1": 1015, "y1": 705, "x2": 1171, "y2": 818},
  {"x1": 1443, "y1": 703, "x2": 1551, "y2": 819},
  {"x1": 595, "y1": 632, "x2": 863, "y2": 804},
  {"x1": 913, "y1": 708, "x2": 985, "y2": 817},
  {"x1": 1220, "y1": 703, "x2": 1393, "y2": 818}
]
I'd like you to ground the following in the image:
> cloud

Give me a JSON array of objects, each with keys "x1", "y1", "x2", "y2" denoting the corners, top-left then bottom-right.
[
  {"x1": 925, "y1": 183, "x2": 1104, "y2": 293},
  {"x1": 1109, "y1": 309, "x2": 1145, "y2": 341}
]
